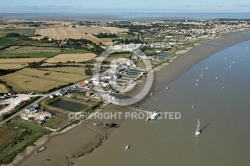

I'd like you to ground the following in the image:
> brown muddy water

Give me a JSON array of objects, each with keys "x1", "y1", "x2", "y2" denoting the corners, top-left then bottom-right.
[{"x1": 74, "y1": 40, "x2": 250, "y2": 166}]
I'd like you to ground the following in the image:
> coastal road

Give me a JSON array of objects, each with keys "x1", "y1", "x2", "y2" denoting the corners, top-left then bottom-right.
[
  {"x1": 0, "y1": 83, "x2": 112, "y2": 125},
  {"x1": 0, "y1": 86, "x2": 75, "y2": 125},
  {"x1": 0, "y1": 46, "x2": 147, "y2": 124},
  {"x1": 0, "y1": 95, "x2": 46, "y2": 125}
]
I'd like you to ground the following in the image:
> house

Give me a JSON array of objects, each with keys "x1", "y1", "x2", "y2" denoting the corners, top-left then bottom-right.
[
  {"x1": 85, "y1": 91, "x2": 91, "y2": 96},
  {"x1": 78, "y1": 82, "x2": 86, "y2": 87},
  {"x1": 93, "y1": 80, "x2": 100, "y2": 86},
  {"x1": 25, "y1": 106, "x2": 38, "y2": 114}
]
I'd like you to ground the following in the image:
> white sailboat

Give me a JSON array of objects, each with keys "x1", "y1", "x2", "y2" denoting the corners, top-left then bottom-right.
[
  {"x1": 125, "y1": 145, "x2": 130, "y2": 150},
  {"x1": 195, "y1": 119, "x2": 202, "y2": 137}
]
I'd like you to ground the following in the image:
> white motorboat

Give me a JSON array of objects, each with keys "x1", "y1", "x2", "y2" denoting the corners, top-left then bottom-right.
[
  {"x1": 195, "y1": 119, "x2": 202, "y2": 137},
  {"x1": 125, "y1": 145, "x2": 130, "y2": 150}
]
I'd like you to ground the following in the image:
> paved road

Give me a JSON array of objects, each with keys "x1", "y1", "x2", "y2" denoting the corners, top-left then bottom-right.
[
  {"x1": 0, "y1": 82, "x2": 111, "y2": 125},
  {"x1": 0, "y1": 87, "x2": 73, "y2": 125},
  {"x1": 138, "y1": 32, "x2": 144, "y2": 43},
  {"x1": 0, "y1": 46, "x2": 145, "y2": 124}
]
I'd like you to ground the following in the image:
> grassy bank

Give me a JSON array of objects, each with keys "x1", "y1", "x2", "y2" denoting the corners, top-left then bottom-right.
[{"x1": 0, "y1": 118, "x2": 50, "y2": 164}]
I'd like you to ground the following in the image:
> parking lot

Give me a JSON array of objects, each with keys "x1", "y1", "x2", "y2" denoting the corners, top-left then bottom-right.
[{"x1": 0, "y1": 94, "x2": 42, "y2": 116}]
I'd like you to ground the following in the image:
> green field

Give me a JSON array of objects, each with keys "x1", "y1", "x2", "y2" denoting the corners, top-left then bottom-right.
[
  {"x1": 42, "y1": 116, "x2": 69, "y2": 129},
  {"x1": 39, "y1": 67, "x2": 85, "y2": 75},
  {"x1": 0, "y1": 28, "x2": 35, "y2": 38},
  {"x1": 0, "y1": 118, "x2": 50, "y2": 164},
  {"x1": 0, "y1": 68, "x2": 89, "y2": 93},
  {"x1": 100, "y1": 38, "x2": 115, "y2": 42},
  {"x1": 0, "y1": 37, "x2": 20, "y2": 49},
  {"x1": 119, "y1": 34, "x2": 137, "y2": 40},
  {"x1": 62, "y1": 48, "x2": 90, "y2": 54},
  {"x1": 0, "y1": 46, "x2": 61, "y2": 58},
  {"x1": 105, "y1": 52, "x2": 132, "y2": 61},
  {"x1": 18, "y1": 40, "x2": 56, "y2": 47}
]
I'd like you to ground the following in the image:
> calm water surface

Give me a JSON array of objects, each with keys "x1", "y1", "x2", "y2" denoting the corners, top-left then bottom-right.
[
  {"x1": 51, "y1": 100, "x2": 86, "y2": 112},
  {"x1": 1, "y1": 13, "x2": 250, "y2": 21},
  {"x1": 75, "y1": 40, "x2": 250, "y2": 166}
]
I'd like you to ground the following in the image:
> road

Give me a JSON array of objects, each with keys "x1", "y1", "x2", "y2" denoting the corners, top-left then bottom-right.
[
  {"x1": 138, "y1": 32, "x2": 144, "y2": 43},
  {"x1": 0, "y1": 83, "x2": 111, "y2": 125},
  {"x1": 0, "y1": 45, "x2": 146, "y2": 124},
  {"x1": 0, "y1": 87, "x2": 72, "y2": 125}
]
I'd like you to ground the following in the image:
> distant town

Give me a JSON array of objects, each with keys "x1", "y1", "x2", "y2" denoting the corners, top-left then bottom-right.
[{"x1": 1, "y1": 18, "x2": 250, "y2": 164}]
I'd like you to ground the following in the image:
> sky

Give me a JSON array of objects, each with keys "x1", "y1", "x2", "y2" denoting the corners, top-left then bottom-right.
[{"x1": 1, "y1": 0, "x2": 250, "y2": 13}]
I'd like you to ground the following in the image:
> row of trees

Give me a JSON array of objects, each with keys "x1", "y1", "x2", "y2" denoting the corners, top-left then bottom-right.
[
  {"x1": 112, "y1": 38, "x2": 143, "y2": 44},
  {"x1": 94, "y1": 33, "x2": 118, "y2": 38},
  {"x1": 54, "y1": 38, "x2": 104, "y2": 55}
]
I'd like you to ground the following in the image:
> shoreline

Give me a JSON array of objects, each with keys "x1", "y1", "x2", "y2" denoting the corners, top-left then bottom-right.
[
  {"x1": 126, "y1": 30, "x2": 250, "y2": 101},
  {"x1": 11, "y1": 30, "x2": 250, "y2": 166}
]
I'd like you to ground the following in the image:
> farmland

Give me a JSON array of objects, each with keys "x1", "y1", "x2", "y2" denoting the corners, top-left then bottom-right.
[
  {"x1": 35, "y1": 27, "x2": 103, "y2": 44},
  {"x1": 0, "y1": 58, "x2": 45, "y2": 69},
  {"x1": 18, "y1": 40, "x2": 56, "y2": 47},
  {"x1": 0, "y1": 63, "x2": 27, "y2": 70},
  {"x1": 35, "y1": 27, "x2": 128, "y2": 44},
  {"x1": 0, "y1": 37, "x2": 20, "y2": 49},
  {"x1": 40, "y1": 67, "x2": 85, "y2": 75},
  {"x1": 62, "y1": 49, "x2": 90, "y2": 54},
  {"x1": 100, "y1": 38, "x2": 114, "y2": 46},
  {"x1": 0, "y1": 28, "x2": 35, "y2": 38},
  {"x1": 45, "y1": 53, "x2": 96, "y2": 63},
  {"x1": 0, "y1": 46, "x2": 61, "y2": 58},
  {"x1": 0, "y1": 68, "x2": 89, "y2": 93}
]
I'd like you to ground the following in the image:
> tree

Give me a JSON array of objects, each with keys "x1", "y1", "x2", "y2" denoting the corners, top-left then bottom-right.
[{"x1": 85, "y1": 67, "x2": 92, "y2": 76}]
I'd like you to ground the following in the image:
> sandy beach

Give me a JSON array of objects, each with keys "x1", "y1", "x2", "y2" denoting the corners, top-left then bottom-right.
[{"x1": 15, "y1": 30, "x2": 250, "y2": 166}]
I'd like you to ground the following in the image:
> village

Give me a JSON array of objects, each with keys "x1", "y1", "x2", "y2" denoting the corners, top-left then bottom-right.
[
  {"x1": 0, "y1": 42, "x2": 154, "y2": 128},
  {"x1": 1, "y1": 19, "x2": 250, "y2": 128},
  {"x1": 1, "y1": 19, "x2": 250, "y2": 126},
  {"x1": 1, "y1": 18, "x2": 250, "y2": 164}
]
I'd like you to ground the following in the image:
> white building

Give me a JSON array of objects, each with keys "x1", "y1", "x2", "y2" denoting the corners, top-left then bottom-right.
[{"x1": 25, "y1": 106, "x2": 38, "y2": 114}]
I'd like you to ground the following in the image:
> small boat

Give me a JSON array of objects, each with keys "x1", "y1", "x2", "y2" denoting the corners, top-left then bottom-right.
[
  {"x1": 195, "y1": 119, "x2": 202, "y2": 137},
  {"x1": 35, "y1": 147, "x2": 46, "y2": 153},
  {"x1": 146, "y1": 111, "x2": 160, "y2": 121},
  {"x1": 150, "y1": 93, "x2": 154, "y2": 96},
  {"x1": 125, "y1": 145, "x2": 130, "y2": 150}
]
